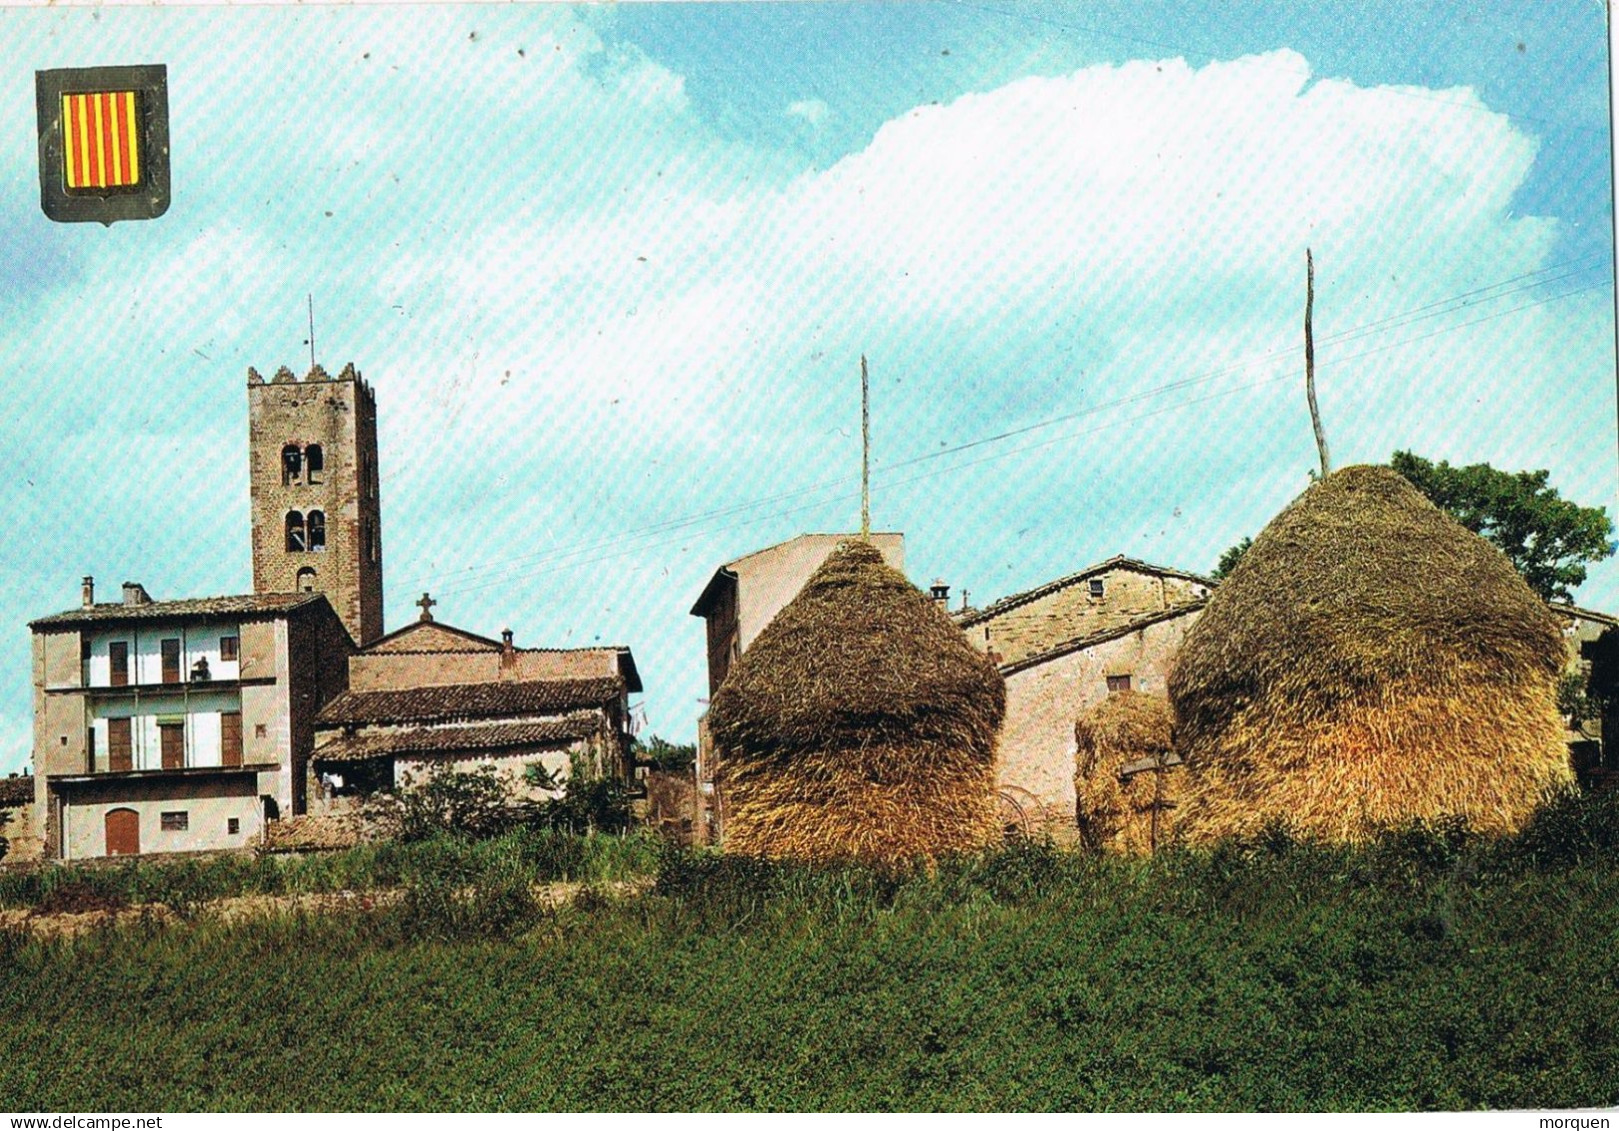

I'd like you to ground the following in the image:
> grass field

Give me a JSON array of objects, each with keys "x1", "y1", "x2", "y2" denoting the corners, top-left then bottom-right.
[{"x1": 2, "y1": 795, "x2": 1618, "y2": 1111}]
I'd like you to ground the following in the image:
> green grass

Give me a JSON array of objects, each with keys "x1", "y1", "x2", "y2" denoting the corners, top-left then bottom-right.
[{"x1": 2, "y1": 799, "x2": 1619, "y2": 1111}]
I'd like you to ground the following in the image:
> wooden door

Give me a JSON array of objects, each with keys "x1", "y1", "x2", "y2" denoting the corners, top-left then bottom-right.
[
  {"x1": 160, "y1": 722, "x2": 184, "y2": 769},
  {"x1": 105, "y1": 808, "x2": 139, "y2": 856},
  {"x1": 108, "y1": 718, "x2": 132, "y2": 772},
  {"x1": 221, "y1": 711, "x2": 242, "y2": 768}
]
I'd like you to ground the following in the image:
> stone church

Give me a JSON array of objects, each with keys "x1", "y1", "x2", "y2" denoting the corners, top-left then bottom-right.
[{"x1": 25, "y1": 363, "x2": 639, "y2": 860}]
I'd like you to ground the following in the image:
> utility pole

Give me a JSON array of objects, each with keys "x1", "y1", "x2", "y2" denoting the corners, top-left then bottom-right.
[{"x1": 1305, "y1": 248, "x2": 1331, "y2": 478}]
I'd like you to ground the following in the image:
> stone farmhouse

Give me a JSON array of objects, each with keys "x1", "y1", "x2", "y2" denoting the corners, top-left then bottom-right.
[
  {"x1": 957, "y1": 557, "x2": 1213, "y2": 838},
  {"x1": 310, "y1": 610, "x2": 641, "y2": 807},
  {"x1": 24, "y1": 363, "x2": 639, "y2": 861}
]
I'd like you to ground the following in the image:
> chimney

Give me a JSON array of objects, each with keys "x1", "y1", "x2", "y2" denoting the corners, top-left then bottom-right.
[
  {"x1": 81, "y1": 576, "x2": 94, "y2": 608},
  {"x1": 501, "y1": 628, "x2": 516, "y2": 668},
  {"x1": 121, "y1": 581, "x2": 151, "y2": 607},
  {"x1": 929, "y1": 579, "x2": 950, "y2": 605}
]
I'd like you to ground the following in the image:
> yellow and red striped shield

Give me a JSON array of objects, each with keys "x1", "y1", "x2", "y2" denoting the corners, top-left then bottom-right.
[
  {"x1": 36, "y1": 64, "x2": 169, "y2": 225},
  {"x1": 61, "y1": 90, "x2": 142, "y2": 191}
]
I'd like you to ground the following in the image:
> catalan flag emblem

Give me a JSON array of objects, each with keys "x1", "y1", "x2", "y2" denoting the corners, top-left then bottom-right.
[
  {"x1": 37, "y1": 65, "x2": 170, "y2": 225},
  {"x1": 62, "y1": 90, "x2": 143, "y2": 191}
]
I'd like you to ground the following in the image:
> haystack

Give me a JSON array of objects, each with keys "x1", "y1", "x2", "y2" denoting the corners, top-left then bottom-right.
[
  {"x1": 1074, "y1": 691, "x2": 1182, "y2": 854},
  {"x1": 708, "y1": 539, "x2": 1005, "y2": 865},
  {"x1": 1169, "y1": 464, "x2": 1572, "y2": 843}
]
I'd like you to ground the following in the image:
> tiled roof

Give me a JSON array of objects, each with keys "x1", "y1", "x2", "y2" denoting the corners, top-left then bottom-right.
[
  {"x1": 313, "y1": 715, "x2": 602, "y2": 762},
  {"x1": 0, "y1": 776, "x2": 33, "y2": 806},
  {"x1": 957, "y1": 556, "x2": 1216, "y2": 628},
  {"x1": 31, "y1": 592, "x2": 327, "y2": 629},
  {"x1": 1548, "y1": 602, "x2": 1619, "y2": 627},
  {"x1": 316, "y1": 677, "x2": 624, "y2": 726}
]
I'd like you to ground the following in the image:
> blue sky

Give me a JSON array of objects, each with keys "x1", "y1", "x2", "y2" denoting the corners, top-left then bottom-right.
[{"x1": 0, "y1": 2, "x2": 1613, "y2": 770}]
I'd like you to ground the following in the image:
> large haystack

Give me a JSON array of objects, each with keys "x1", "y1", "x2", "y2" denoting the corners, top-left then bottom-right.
[
  {"x1": 1074, "y1": 691, "x2": 1182, "y2": 854},
  {"x1": 1170, "y1": 464, "x2": 1572, "y2": 843},
  {"x1": 708, "y1": 539, "x2": 1005, "y2": 865}
]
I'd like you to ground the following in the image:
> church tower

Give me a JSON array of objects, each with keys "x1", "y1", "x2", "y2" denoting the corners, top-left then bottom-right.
[{"x1": 247, "y1": 362, "x2": 384, "y2": 645}]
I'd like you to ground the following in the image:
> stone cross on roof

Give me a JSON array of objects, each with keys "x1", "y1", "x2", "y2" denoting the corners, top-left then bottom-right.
[{"x1": 416, "y1": 592, "x2": 436, "y2": 622}]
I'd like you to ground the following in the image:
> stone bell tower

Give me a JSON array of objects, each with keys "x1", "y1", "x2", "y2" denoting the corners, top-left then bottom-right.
[{"x1": 247, "y1": 362, "x2": 384, "y2": 645}]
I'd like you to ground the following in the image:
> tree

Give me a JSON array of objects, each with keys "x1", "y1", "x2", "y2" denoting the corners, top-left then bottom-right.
[
  {"x1": 1211, "y1": 536, "x2": 1253, "y2": 580},
  {"x1": 632, "y1": 734, "x2": 697, "y2": 772},
  {"x1": 1390, "y1": 451, "x2": 1614, "y2": 603},
  {"x1": 1211, "y1": 457, "x2": 1614, "y2": 602}
]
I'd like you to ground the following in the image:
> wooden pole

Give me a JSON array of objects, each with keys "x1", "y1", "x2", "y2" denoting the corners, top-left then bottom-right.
[
  {"x1": 1305, "y1": 248, "x2": 1331, "y2": 478},
  {"x1": 860, "y1": 354, "x2": 871, "y2": 539}
]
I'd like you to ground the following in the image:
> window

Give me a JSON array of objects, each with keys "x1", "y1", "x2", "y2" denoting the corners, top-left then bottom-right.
[
  {"x1": 305, "y1": 444, "x2": 324, "y2": 484},
  {"x1": 109, "y1": 641, "x2": 129, "y2": 687},
  {"x1": 369, "y1": 520, "x2": 380, "y2": 563},
  {"x1": 285, "y1": 510, "x2": 306, "y2": 552},
  {"x1": 281, "y1": 444, "x2": 302, "y2": 485},
  {"x1": 227, "y1": 817, "x2": 240, "y2": 835},
  {"x1": 160, "y1": 811, "x2": 188, "y2": 832},
  {"x1": 86, "y1": 726, "x2": 95, "y2": 773},
  {"x1": 1089, "y1": 579, "x2": 1105, "y2": 598},
  {"x1": 307, "y1": 510, "x2": 326, "y2": 552},
  {"x1": 219, "y1": 635, "x2": 239, "y2": 662},
  {"x1": 254, "y1": 724, "x2": 268, "y2": 739},
  {"x1": 296, "y1": 567, "x2": 317, "y2": 593},
  {"x1": 1106, "y1": 674, "x2": 1132, "y2": 693},
  {"x1": 160, "y1": 638, "x2": 181, "y2": 684},
  {"x1": 159, "y1": 720, "x2": 184, "y2": 769},
  {"x1": 221, "y1": 711, "x2": 242, "y2": 767},
  {"x1": 108, "y1": 718, "x2": 132, "y2": 772}
]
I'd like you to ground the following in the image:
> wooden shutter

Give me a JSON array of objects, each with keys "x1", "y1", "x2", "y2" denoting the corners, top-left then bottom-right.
[
  {"x1": 160, "y1": 721, "x2": 184, "y2": 769},
  {"x1": 161, "y1": 638, "x2": 181, "y2": 684},
  {"x1": 109, "y1": 641, "x2": 129, "y2": 687},
  {"x1": 108, "y1": 718, "x2": 132, "y2": 772},
  {"x1": 221, "y1": 711, "x2": 242, "y2": 767}
]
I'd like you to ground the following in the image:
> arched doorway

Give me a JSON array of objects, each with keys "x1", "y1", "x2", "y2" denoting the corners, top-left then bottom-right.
[{"x1": 105, "y1": 808, "x2": 139, "y2": 856}]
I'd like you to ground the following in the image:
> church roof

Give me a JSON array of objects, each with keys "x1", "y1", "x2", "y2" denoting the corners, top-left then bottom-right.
[
  {"x1": 316, "y1": 677, "x2": 625, "y2": 727},
  {"x1": 361, "y1": 620, "x2": 506, "y2": 653},
  {"x1": 31, "y1": 592, "x2": 329, "y2": 630},
  {"x1": 313, "y1": 714, "x2": 602, "y2": 762}
]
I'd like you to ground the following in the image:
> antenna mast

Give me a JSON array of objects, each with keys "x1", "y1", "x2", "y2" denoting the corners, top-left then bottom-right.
[
  {"x1": 860, "y1": 354, "x2": 871, "y2": 539},
  {"x1": 307, "y1": 294, "x2": 317, "y2": 372}
]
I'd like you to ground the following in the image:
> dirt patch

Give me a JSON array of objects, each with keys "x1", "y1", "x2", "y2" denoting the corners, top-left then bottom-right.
[{"x1": 1, "y1": 878, "x2": 653, "y2": 939}]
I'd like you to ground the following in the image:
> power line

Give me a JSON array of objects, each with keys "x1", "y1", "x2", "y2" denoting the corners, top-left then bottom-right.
[
  {"x1": 423, "y1": 271, "x2": 1610, "y2": 601},
  {"x1": 402, "y1": 254, "x2": 1605, "y2": 593}
]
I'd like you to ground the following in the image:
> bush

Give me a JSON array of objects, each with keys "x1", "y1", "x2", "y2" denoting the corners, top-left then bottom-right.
[{"x1": 1502, "y1": 786, "x2": 1619, "y2": 869}]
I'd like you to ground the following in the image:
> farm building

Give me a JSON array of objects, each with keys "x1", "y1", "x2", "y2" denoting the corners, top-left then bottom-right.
[
  {"x1": 1169, "y1": 464, "x2": 1573, "y2": 843},
  {"x1": 1548, "y1": 602, "x2": 1619, "y2": 785},
  {"x1": 309, "y1": 603, "x2": 640, "y2": 809},
  {"x1": 690, "y1": 531, "x2": 904, "y2": 841},
  {"x1": 707, "y1": 539, "x2": 1003, "y2": 865},
  {"x1": 960, "y1": 557, "x2": 1211, "y2": 839},
  {"x1": 27, "y1": 582, "x2": 352, "y2": 860}
]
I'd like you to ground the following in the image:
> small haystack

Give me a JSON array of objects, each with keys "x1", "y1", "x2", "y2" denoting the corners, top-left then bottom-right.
[
  {"x1": 1170, "y1": 464, "x2": 1572, "y2": 843},
  {"x1": 708, "y1": 539, "x2": 1005, "y2": 865},
  {"x1": 1074, "y1": 691, "x2": 1182, "y2": 854}
]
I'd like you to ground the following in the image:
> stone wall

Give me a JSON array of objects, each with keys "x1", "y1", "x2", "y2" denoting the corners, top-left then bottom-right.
[
  {"x1": 996, "y1": 608, "x2": 1201, "y2": 839},
  {"x1": 968, "y1": 565, "x2": 1207, "y2": 667}
]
